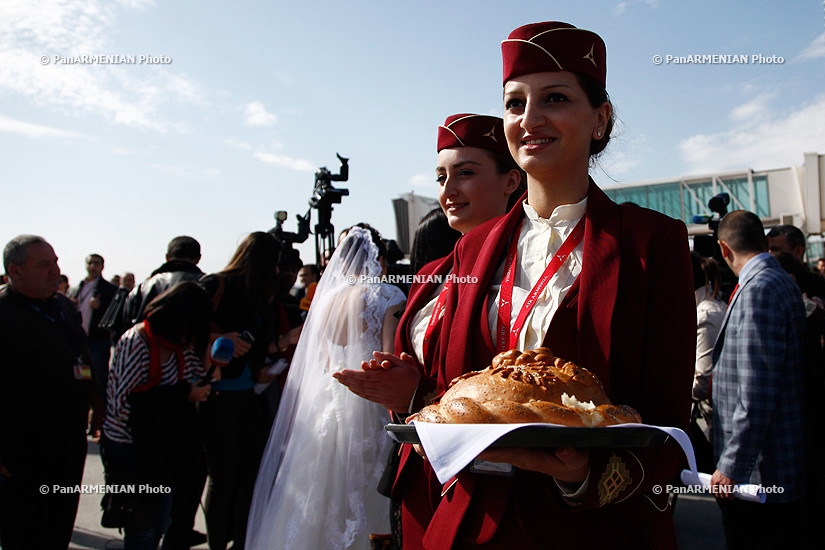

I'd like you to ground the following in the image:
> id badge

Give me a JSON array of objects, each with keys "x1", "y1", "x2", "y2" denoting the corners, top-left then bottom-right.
[
  {"x1": 470, "y1": 459, "x2": 514, "y2": 476},
  {"x1": 73, "y1": 359, "x2": 92, "y2": 381}
]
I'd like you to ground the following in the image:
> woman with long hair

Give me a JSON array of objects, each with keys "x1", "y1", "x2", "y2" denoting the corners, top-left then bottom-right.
[{"x1": 198, "y1": 231, "x2": 299, "y2": 550}]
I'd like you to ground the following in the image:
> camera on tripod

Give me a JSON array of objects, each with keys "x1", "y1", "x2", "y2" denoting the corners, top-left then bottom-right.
[
  {"x1": 269, "y1": 154, "x2": 351, "y2": 266},
  {"x1": 692, "y1": 192, "x2": 730, "y2": 232},
  {"x1": 309, "y1": 154, "x2": 350, "y2": 211}
]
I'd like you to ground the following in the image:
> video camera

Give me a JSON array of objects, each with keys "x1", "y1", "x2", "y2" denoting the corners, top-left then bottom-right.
[
  {"x1": 268, "y1": 154, "x2": 351, "y2": 266},
  {"x1": 692, "y1": 192, "x2": 730, "y2": 233},
  {"x1": 269, "y1": 209, "x2": 310, "y2": 247}
]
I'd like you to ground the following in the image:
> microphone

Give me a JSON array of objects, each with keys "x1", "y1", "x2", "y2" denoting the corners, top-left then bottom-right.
[{"x1": 201, "y1": 337, "x2": 235, "y2": 386}]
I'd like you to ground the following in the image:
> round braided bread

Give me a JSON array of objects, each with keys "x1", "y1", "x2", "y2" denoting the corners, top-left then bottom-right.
[{"x1": 417, "y1": 348, "x2": 641, "y2": 426}]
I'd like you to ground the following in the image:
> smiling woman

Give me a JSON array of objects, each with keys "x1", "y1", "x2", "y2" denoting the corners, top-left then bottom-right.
[{"x1": 417, "y1": 21, "x2": 697, "y2": 549}]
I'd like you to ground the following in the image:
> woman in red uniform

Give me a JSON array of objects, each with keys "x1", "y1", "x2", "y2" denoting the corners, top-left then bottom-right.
[
  {"x1": 421, "y1": 21, "x2": 695, "y2": 549},
  {"x1": 334, "y1": 113, "x2": 523, "y2": 548}
]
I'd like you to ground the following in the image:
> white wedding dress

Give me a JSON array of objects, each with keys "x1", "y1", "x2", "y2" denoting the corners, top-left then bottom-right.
[{"x1": 246, "y1": 227, "x2": 405, "y2": 549}]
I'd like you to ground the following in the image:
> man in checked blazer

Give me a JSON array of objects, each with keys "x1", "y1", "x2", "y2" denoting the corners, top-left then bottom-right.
[{"x1": 711, "y1": 210, "x2": 808, "y2": 549}]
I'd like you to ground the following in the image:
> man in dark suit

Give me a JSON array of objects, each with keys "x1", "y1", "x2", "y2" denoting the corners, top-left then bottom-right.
[
  {"x1": 0, "y1": 235, "x2": 93, "y2": 549},
  {"x1": 711, "y1": 210, "x2": 807, "y2": 548}
]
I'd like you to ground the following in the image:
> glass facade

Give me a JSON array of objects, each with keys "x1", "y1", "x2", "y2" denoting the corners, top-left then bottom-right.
[{"x1": 604, "y1": 174, "x2": 770, "y2": 224}]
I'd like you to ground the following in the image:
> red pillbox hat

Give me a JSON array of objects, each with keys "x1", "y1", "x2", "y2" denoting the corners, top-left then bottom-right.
[
  {"x1": 501, "y1": 21, "x2": 606, "y2": 86},
  {"x1": 437, "y1": 114, "x2": 509, "y2": 155}
]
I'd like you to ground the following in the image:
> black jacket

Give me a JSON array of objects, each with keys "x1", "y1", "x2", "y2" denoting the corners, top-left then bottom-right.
[
  {"x1": 0, "y1": 287, "x2": 92, "y2": 471},
  {"x1": 67, "y1": 277, "x2": 117, "y2": 342},
  {"x1": 122, "y1": 260, "x2": 203, "y2": 329}
]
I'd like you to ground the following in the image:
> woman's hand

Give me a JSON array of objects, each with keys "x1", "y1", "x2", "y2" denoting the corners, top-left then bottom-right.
[
  {"x1": 477, "y1": 447, "x2": 590, "y2": 483},
  {"x1": 220, "y1": 332, "x2": 252, "y2": 357},
  {"x1": 189, "y1": 382, "x2": 211, "y2": 402},
  {"x1": 332, "y1": 351, "x2": 422, "y2": 412},
  {"x1": 268, "y1": 325, "x2": 303, "y2": 355}
]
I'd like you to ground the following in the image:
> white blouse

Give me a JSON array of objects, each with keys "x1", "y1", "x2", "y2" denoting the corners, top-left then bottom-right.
[{"x1": 486, "y1": 198, "x2": 587, "y2": 351}]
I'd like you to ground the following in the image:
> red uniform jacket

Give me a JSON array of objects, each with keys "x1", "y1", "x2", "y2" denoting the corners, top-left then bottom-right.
[
  {"x1": 392, "y1": 255, "x2": 453, "y2": 549},
  {"x1": 423, "y1": 183, "x2": 695, "y2": 549}
]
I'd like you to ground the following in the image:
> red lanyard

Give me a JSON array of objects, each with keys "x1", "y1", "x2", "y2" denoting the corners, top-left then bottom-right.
[
  {"x1": 496, "y1": 216, "x2": 586, "y2": 352},
  {"x1": 422, "y1": 279, "x2": 451, "y2": 361}
]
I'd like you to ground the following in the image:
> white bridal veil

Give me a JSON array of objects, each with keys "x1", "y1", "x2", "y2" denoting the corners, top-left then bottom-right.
[{"x1": 246, "y1": 227, "x2": 405, "y2": 549}]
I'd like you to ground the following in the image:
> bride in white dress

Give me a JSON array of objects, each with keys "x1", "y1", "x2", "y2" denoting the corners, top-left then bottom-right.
[{"x1": 246, "y1": 226, "x2": 406, "y2": 549}]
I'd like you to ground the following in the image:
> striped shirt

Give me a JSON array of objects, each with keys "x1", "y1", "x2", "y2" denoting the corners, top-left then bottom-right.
[{"x1": 103, "y1": 326, "x2": 204, "y2": 443}]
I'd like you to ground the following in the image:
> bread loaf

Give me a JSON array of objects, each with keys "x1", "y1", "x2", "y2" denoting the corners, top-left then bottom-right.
[{"x1": 417, "y1": 348, "x2": 641, "y2": 426}]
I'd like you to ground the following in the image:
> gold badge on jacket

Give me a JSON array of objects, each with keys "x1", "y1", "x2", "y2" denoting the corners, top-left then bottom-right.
[{"x1": 598, "y1": 453, "x2": 632, "y2": 505}]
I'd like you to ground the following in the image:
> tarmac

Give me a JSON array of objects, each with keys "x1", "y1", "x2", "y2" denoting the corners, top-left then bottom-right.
[{"x1": 67, "y1": 437, "x2": 727, "y2": 549}]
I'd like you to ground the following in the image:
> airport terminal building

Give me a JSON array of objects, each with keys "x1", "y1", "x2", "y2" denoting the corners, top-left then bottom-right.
[{"x1": 394, "y1": 152, "x2": 825, "y2": 263}]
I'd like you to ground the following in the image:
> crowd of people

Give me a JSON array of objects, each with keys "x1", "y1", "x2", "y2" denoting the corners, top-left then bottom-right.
[{"x1": 1, "y1": 19, "x2": 822, "y2": 550}]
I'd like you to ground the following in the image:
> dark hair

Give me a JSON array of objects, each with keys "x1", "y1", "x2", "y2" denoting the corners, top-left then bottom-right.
[
  {"x1": 143, "y1": 281, "x2": 212, "y2": 356},
  {"x1": 300, "y1": 264, "x2": 320, "y2": 279},
  {"x1": 771, "y1": 251, "x2": 811, "y2": 294},
  {"x1": 383, "y1": 239, "x2": 405, "y2": 265},
  {"x1": 221, "y1": 232, "x2": 283, "y2": 305},
  {"x1": 167, "y1": 236, "x2": 201, "y2": 261},
  {"x1": 691, "y1": 251, "x2": 722, "y2": 299},
  {"x1": 482, "y1": 149, "x2": 527, "y2": 211},
  {"x1": 410, "y1": 208, "x2": 461, "y2": 275},
  {"x1": 279, "y1": 247, "x2": 303, "y2": 272},
  {"x1": 717, "y1": 210, "x2": 767, "y2": 254},
  {"x1": 574, "y1": 73, "x2": 615, "y2": 158},
  {"x1": 86, "y1": 253, "x2": 104, "y2": 266},
  {"x1": 766, "y1": 225, "x2": 806, "y2": 250},
  {"x1": 3, "y1": 234, "x2": 47, "y2": 273}
]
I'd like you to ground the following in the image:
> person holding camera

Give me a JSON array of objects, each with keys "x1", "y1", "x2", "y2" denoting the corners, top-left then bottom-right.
[{"x1": 198, "y1": 232, "x2": 300, "y2": 550}]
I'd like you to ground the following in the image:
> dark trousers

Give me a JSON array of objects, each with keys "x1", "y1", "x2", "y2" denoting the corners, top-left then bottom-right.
[
  {"x1": 89, "y1": 337, "x2": 112, "y2": 431},
  {"x1": 717, "y1": 497, "x2": 806, "y2": 550},
  {"x1": 199, "y1": 390, "x2": 266, "y2": 550},
  {"x1": 101, "y1": 436, "x2": 173, "y2": 550},
  {"x1": 0, "y1": 434, "x2": 87, "y2": 550},
  {"x1": 161, "y1": 439, "x2": 207, "y2": 550}
]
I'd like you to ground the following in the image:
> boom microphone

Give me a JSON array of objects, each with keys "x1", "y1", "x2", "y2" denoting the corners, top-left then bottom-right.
[{"x1": 200, "y1": 337, "x2": 235, "y2": 386}]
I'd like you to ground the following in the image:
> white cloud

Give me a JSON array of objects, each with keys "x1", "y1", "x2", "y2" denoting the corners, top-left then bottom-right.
[
  {"x1": 797, "y1": 32, "x2": 825, "y2": 61},
  {"x1": 727, "y1": 92, "x2": 775, "y2": 123},
  {"x1": 0, "y1": 113, "x2": 84, "y2": 138},
  {"x1": 0, "y1": 0, "x2": 205, "y2": 131},
  {"x1": 253, "y1": 152, "x2": 316, "y2": 171},
  {"x1": 680, "y1": 94, "x2": 825, "y2": 174},
  {"x1": 244, "y1": 102, "x2": 277, "y2": 127}
]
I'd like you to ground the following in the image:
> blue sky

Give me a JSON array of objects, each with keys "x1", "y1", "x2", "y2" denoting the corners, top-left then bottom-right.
[{"x1": 2, "y1": 0, "x2": 824, "y2": 286}]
